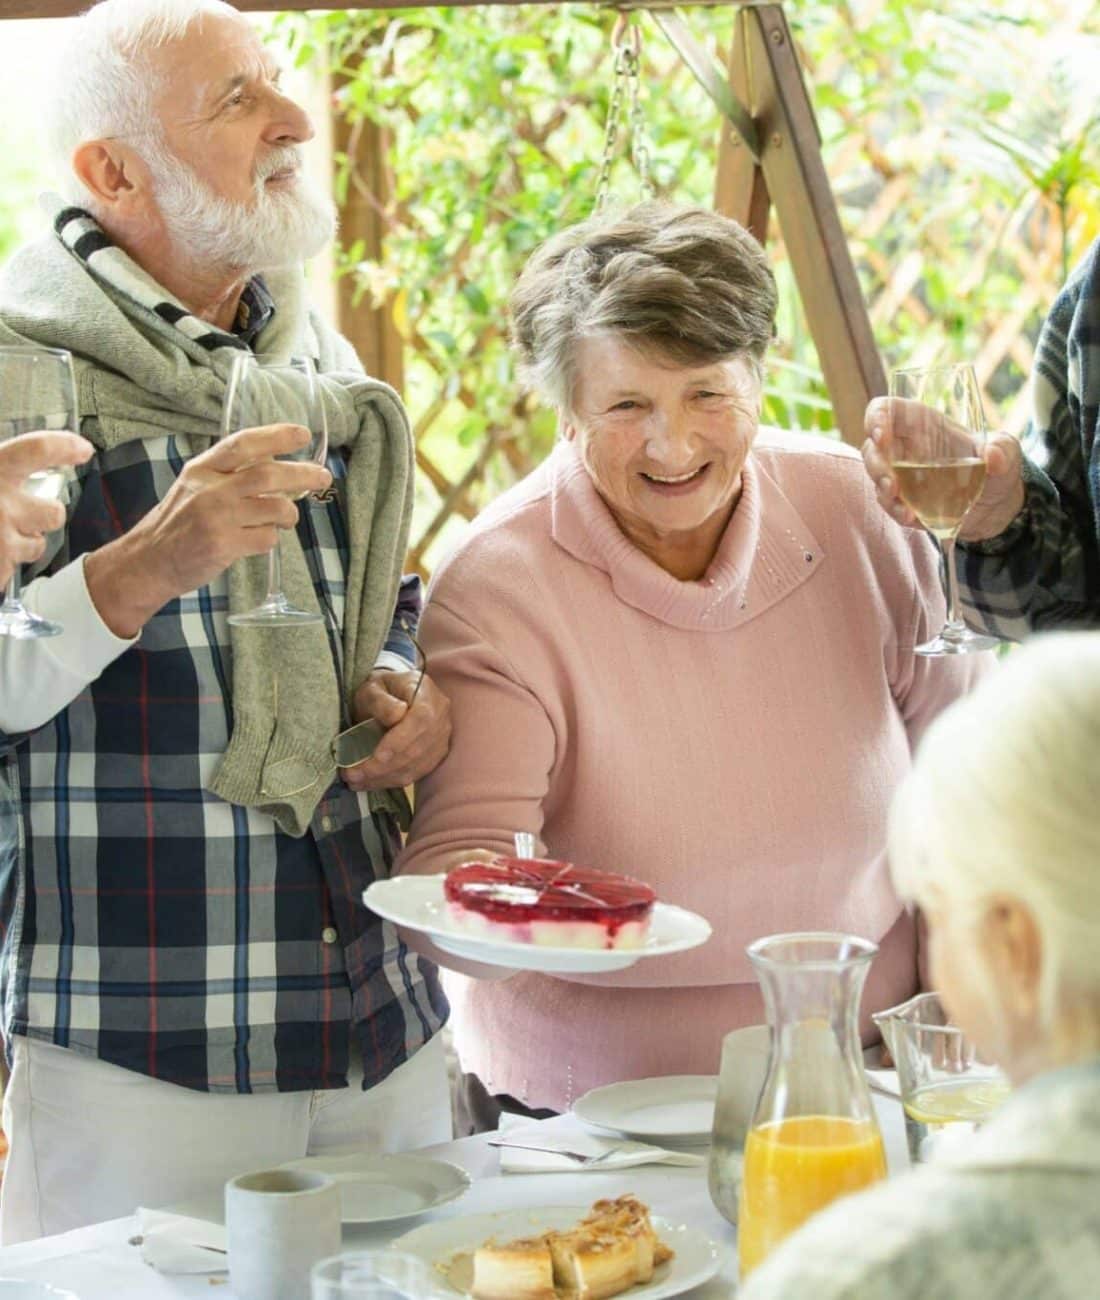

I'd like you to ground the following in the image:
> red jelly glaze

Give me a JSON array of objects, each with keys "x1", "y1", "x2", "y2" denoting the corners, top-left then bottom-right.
[{"x1": 444, "y1": 857, "x2": 656, "y2": 934}]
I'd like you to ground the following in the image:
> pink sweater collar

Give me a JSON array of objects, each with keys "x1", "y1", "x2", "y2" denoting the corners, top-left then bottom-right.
[{"x1": 549, "y1": 439, "x2": 823, "y2": 631}]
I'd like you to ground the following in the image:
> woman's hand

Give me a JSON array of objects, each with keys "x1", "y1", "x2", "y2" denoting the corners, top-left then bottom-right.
[{"x1": 0, "y1": 432, "x2": 93, "y2": 588}]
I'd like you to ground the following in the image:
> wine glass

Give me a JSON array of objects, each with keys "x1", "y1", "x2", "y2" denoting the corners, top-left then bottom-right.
[
  {"x1": 223, "y1": 353, "x2": 328, "y2": 627},
  {"x1": 0, "y1": 345, "x2": 80, "y2": 639},
  {"x1": 886, "y1": 363, "x2": 1001, "y2": 656},
  {"x1": 311, "y1": 1250, "x2": 450, "y2": 1299}
]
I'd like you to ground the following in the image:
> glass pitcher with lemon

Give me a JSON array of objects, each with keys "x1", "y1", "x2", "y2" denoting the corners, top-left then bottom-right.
[{"x1": 737, "y1": 933, "x2": 887, "y2": 1279}]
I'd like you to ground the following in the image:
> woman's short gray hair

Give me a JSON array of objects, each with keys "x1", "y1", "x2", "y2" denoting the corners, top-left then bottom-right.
[
  {"x1": 509, "y1": 202, "x2": 778, "y2": 413},
  {"x1": 46, "y1": 0, "x2": 236, "y2": 202},
  {"x1": 889, "y1": 632, "x2": 1100, "y2": 1032}
]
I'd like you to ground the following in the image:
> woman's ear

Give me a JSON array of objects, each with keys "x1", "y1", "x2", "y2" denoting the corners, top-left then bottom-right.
[
  {"x1": 559, "y1": 416, "x2": 577, "y2": 442},
  {"x1": 981, "y1": 897, "x2": 1043, "y2": 1022}
]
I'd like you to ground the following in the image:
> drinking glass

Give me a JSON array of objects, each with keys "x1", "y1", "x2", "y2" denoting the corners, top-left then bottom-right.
[
  {"x1": 886, "y1": 364, "x2": 1001, "y2": 656},
  {"x1": 311, "y1": 1250, "x2": 448, "y2": 1299},
  {"x1": 873, "y1": 991, "x2": 1009, "y2": 1165},
  {"x1": 223, "y1": 353, "x2": 328, "y2": 627},
  {"x1": 0, "y1": 345, "x2": 80, "y2": 639}
]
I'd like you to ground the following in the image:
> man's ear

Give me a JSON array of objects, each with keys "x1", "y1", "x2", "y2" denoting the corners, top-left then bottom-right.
[{"x1": 71, "y1": 141, "x2": 148, "y2": 211}]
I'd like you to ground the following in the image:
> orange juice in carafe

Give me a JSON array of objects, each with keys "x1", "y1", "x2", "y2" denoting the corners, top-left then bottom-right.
[
  {"x1": 738, "y1": 1114, "x2": 887, "y2": 1275},
  {"x1": 731, "y1": 933, "x2": 885, "y2": 1279}
]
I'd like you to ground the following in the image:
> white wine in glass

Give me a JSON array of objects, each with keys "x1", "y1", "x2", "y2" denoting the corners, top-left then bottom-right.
[
  {"x1": 222, "y1": 353, "x2": 329, "y2": 628},
  {"x1": 0, "y1": 345, "x2": 80, "y2": 639},
  {"x1": 887, "y1": 364, "x2": 1000, "y2": 657}
]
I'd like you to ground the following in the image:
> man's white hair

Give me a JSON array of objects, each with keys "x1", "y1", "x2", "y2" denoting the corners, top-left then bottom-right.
[{"x1": 46, "y1": 0, "x2": 239, "y2": 199}]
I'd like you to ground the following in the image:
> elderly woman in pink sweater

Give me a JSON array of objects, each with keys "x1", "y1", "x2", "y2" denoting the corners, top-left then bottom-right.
[{"x1": 397, "y1": 203, "x2": 986, "y2": 1131}]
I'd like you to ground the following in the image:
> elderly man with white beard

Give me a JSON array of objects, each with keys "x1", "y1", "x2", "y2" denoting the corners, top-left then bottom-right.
[{"x1": 0, "y1": 0, "x2": 455, "y2": 1242}]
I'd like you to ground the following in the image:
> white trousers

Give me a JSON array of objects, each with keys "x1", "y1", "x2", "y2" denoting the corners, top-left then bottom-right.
[{"x1": 0, "y1": 1033, "x2": 450, "y2": 1245}]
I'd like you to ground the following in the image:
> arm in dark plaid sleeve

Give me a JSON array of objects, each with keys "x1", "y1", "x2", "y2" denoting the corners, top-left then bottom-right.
[
  {"x1": 956, "y1": 245, "x2": 1100, "y2": 638},
  {"x1": 378, "y1": 573, "x2": 422, "y2": 667}
]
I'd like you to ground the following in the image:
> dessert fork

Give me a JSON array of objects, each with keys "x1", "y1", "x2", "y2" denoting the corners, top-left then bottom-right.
[{"x1": 487, "y1": 1139, "x2": 624, "y2": 1166}]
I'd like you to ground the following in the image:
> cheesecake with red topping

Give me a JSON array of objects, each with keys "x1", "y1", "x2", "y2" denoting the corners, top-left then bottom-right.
[{"x1": 443, "y1": 857, "x2": 656, "y2": 950}]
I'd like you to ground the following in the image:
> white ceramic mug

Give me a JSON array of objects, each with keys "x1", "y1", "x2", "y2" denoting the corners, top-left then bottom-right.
[{"x1": 226, "y1": 1168, "x2": 342, "y2": 1300}]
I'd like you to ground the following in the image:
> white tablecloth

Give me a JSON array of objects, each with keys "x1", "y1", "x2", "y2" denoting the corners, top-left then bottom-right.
[{"x1": 0, "y1": 1096, "x2": 907, "y2": 1298}]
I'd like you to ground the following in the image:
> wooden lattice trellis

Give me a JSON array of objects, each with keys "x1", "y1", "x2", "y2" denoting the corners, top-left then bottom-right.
[{"x1": 1, "y1": 0, "x2": 1087, "y2": 576}]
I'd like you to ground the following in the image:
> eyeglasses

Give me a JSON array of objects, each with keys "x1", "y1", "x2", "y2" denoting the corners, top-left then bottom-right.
[{"x1": 259, "y1": 633, "x2": 427, "y2": 801}]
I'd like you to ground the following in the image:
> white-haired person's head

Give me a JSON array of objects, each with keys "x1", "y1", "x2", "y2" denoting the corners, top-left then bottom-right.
[
  {"x1": 889, "y1": 632, "x2": 1100, "y2": 1082},
  {"x1": 44, "y1": 0, "x2": 334, "y2": 275}
]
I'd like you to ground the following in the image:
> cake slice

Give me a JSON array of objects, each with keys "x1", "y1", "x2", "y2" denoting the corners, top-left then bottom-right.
[
  {"x1": 444, "y1": 857, "x2": 656, "y2": 949},
  {"x1": 470, "y1": 1235, "x2": 556, "y2": 1300}
]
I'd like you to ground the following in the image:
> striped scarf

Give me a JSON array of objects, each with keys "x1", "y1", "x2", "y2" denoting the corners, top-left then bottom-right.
[{"x1": 0, "y1": 198, "x2": 414, "y2": 836}]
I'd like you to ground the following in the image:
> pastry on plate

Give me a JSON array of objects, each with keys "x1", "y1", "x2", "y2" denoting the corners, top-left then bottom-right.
[{"x1": 465, "y1": 1195, "x2": 674, "y2": 1300}]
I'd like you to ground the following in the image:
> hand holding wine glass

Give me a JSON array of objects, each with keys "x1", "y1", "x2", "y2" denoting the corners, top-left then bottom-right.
[
  {"x1": 882, "y1": 364, "x2": 1001, "y2": 656},
  {"x1": 0, "y1": 430, "x2": 92, "y2": 590},
  {"x1": 0, "y1": 345, "x2": 88, "y2": 638},
  {"x1": 222, "y1": 354, "x2": 330, "y2": 628}
]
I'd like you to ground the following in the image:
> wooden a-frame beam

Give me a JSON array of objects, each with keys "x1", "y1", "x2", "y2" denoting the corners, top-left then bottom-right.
[{"x1": 2, "y1": 0, "x2": 731, "y2": 18}]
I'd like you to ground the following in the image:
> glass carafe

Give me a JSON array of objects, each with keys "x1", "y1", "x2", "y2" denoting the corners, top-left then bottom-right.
[{"x1": 736, "y1": 932, "x2": 887, "y2": 1279}]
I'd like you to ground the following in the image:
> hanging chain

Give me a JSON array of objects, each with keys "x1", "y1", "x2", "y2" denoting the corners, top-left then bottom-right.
[{"x1": 594, "y1": 14, "x2": 657, "y2": 213}]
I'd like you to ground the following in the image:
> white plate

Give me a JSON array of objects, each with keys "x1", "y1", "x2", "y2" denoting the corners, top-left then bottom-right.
[
  {"x1": 364, "y1": 876, "x2": 711, "y2": 973},
  {"x1": 277, "y1": 1152, "x2": 471, "y2": 1225},
  {"x1": 392, "y1": 1205, "x2": 720, "y2": 1300},
  {"x1": 573, "y1": 1076, "x2": 719, "y2": 1145}
]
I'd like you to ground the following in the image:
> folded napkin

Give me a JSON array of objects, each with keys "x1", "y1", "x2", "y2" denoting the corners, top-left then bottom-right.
[
  {"x1": 135, "y1": 1207, "x2": 227, "y2": 1275},
  {"x1": 495, "y1": 1120, "x2": 705, "y2": 1175},
  {"x1": 865, "y1": 1067, "x2": 902, "y2": 1101}
]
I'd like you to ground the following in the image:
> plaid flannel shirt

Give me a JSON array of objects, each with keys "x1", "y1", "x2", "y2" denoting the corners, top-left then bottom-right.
[
  {"x1": 958, "y1": 238, "x2": 1100, "y2": 637},
  {"x1": 0, "y1": 279, "x2": 447, "y2": 1093}
]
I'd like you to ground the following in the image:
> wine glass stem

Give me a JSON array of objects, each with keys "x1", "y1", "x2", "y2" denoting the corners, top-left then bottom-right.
[
  {"x1": 5, "y1": 564, "x2": 22, "y2": 608},
  {"x1": 266, "y1": 536, "x2": 284, "y2": 607},
  {"x1": 942, "y1": 533, "x2": 964, "y2": 630}
]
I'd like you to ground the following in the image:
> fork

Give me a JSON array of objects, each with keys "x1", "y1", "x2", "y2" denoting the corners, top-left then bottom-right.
[{"x1": 487, "y1": 1139, "x2": 624, "y2": 1166}]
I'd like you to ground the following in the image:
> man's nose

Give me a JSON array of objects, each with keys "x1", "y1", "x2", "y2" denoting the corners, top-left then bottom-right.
[{"x1": 267, "y1": 90, "x2": 315, "y2": 146}]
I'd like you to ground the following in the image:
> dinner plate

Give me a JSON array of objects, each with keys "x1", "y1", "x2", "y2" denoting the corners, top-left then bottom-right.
[
  {"x1": 392, "y1": 1205, "x2": 721, "y2": 1300},
  {"x1": 363, "y1": 876, "x2": 711, "y2": 973},
  {"x1": 277, "y1": 1152, "x2": 471, "y2": 1225},
  {"x1": 573, "y1": 1076, "x2": 719, "y2": 1145}
]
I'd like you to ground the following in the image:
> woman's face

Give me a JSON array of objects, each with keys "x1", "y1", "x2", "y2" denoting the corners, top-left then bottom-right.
[
  {"x1": 927, "y1": 897, "x2": 1044, "y2": 1082},
  {"x1": 563, "y1": 334, "x2": 762, "y2": 579}
]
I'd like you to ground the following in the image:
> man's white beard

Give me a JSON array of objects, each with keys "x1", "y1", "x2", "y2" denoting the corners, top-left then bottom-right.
[{"x1": 146, "y1": 142, "x2": 336, "y2": 274}]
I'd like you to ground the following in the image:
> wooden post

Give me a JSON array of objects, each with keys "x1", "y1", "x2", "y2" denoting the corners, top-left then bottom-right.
[
  {"x1": 710, "y1": 5, "x2": 885, "y2": 442},
  {"x1": 330, "y1": 65, "x2": 405, "y2": 391}
]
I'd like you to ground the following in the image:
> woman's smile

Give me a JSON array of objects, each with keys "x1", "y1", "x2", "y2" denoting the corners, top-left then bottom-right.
[{"x1": 638, "y1": 462, "x2": 712, "y2": 493}]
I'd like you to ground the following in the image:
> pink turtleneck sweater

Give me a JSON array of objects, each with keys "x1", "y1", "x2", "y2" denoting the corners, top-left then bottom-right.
[{"x1": 398, "y1": 431, "x2": 987, "y2": 1112}]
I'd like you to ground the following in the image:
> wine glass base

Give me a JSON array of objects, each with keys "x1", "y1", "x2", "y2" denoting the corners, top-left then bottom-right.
[
  {"x1": 0, "y1": 607, "x2": 62, "y2": 639},
  {"x1": 915, "y1": 628, "x2": 1000, "y2": 657},
  {"x1": 228, "y1": 603, "x2": 324, "y2": 628}
]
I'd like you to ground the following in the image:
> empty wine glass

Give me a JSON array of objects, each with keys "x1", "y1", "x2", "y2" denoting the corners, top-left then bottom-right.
[
  {"x1": 222, "y1": 353, "x2": 328, "y2": 627},
  {"x1": 886, "y1": 363, "x2": 1001, "y2": 656},
  {"x1": 0, "y1": 345, "x2": 80, "y2": 639},
  {"x1": 311, "y1": 1250, "x2": 449, "y2": 1299}
]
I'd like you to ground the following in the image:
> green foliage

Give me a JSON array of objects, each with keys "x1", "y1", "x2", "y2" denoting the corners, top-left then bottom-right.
[{"x1": 275, "y1": 2, "x2": 1099, "y2": 564}]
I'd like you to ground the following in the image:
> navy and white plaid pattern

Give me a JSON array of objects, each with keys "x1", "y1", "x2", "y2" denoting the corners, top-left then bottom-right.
[
  {"x1": 958, "y1": 238, "x2": 1100, "y2": 637},
  {"x1": 0, "y1": 282, "x2": 445, "y2": 1094}
]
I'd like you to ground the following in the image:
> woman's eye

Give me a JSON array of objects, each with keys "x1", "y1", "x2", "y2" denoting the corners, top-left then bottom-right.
[{"x1": 610, "y1": 400, "x2": 638, "y2": 412}]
